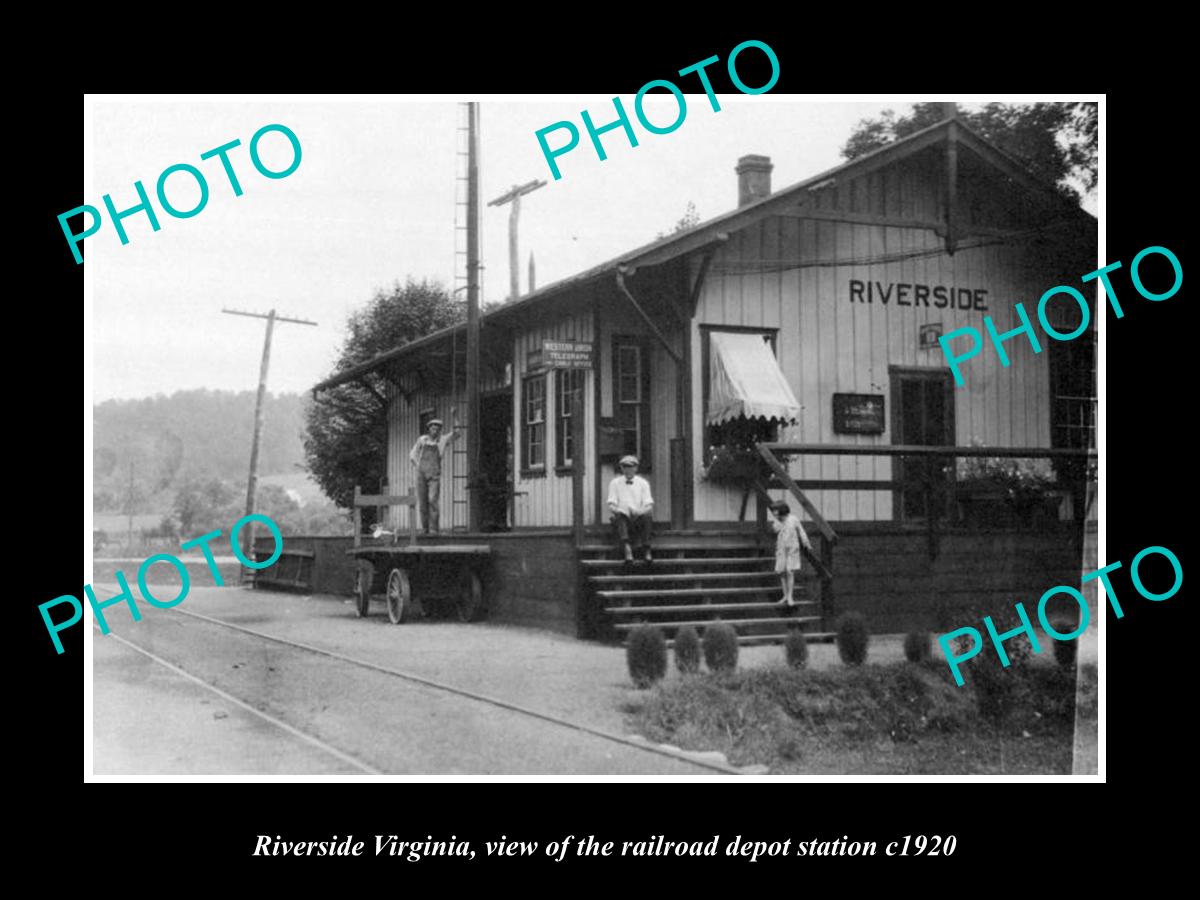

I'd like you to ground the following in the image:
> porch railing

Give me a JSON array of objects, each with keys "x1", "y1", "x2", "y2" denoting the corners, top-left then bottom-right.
[{"x1": 756, "y1": 442, "x2": 1097, "y2": 561}]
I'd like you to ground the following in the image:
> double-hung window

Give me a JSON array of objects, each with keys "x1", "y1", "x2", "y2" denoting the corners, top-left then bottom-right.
[
  {"x1": 522, "y1": 374, "x2": 546, "y2": 473},
  {"x1": 613, "y1": 338, "x2": 650, "y2": 467},
  {"x1": 556, "y1": 368, "x2": 584, "y2": 469}
]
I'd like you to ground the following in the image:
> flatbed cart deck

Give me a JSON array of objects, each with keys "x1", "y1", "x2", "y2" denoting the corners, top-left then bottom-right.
[
  {"x1": 347, "y1": 544, "x2": 491, "y2": 624},
  {"x1": 346, "y1": 486, "x2": 490, "y2": 624}
]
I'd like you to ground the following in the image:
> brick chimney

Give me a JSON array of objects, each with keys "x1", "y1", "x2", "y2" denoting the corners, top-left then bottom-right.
[{"x1": 736, "y1": 154, "x2": 773, "y2": 207}]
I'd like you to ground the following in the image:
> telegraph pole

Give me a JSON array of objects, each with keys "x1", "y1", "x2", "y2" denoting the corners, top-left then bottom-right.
[
  {"x1": 223, "y1": 307, "x2": 317, "y2": 566},
  {"x1": 488, "y1": 178, "x2": 546, "y2": 301}
]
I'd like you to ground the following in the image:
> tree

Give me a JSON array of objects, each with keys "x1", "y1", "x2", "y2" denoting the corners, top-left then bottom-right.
[
  {"x1": 841, "y1": 102, "x2": 1097, "y2": 202},
  {"x1": 303, "y1": 278, "x2": 465, "y2": 516},
  {"x1": 171, "y1": 476, "x2": 239, "y2": 537},
  {"x1": 656, "y1": 201, "x2": 700, "y2": 240}
]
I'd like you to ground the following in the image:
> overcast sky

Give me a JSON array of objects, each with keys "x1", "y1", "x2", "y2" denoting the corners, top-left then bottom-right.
[{"x1": 87, "y1": 97, "x2": 1095, "y2": 402}]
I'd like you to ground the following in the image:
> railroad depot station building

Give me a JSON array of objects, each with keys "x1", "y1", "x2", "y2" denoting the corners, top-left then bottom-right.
[{"x1": 289, "y1": 116, "x2": 1097, "y2": 641}]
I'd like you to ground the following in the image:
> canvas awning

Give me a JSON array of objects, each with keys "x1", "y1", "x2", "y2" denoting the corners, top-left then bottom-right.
[{"x1": 706, "y1": 331, "x2": 802, "y2": 425}]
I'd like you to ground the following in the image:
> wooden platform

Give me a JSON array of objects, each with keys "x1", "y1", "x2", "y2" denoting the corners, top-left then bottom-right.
[{"x1": 346, "y1": 544, "x2": 491, "y2": 559}]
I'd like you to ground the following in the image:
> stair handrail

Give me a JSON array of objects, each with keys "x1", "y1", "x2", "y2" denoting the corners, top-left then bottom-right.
[
  {"x1": 755, "y1": 443, "x2": 839, "y2": 545},
  {"x1": 750, "y1": 479, "x2": 834, "y2": 581}
]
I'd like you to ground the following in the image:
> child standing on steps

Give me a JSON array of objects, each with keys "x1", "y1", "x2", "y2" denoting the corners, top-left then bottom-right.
[{"x1": 771, "y1": 500, "x2": 812, "y2": 607}]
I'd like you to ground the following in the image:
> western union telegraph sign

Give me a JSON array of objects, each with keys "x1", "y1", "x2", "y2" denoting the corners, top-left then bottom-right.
[{"x1": 541, "y1": 340, "x2": 594, "y2": 369}]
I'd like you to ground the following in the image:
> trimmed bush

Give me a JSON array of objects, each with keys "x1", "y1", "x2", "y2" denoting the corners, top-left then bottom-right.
[
  {"x1": 836, "y1": 612, "x2": 869, "y2": 666},
  {"x1": 674, "y1": 625, "x2": 702, "y2": 675},
  {"x1": 703, "y1": 622, "x2": 739, "y2": 673},
  {"x1": 784, "y1": 630, "x2": 808, "y2": 669},
  {"x1": 903, "y1": 630, "x2": 931, "y2": 663},
  {"x1": 971, "y1": 654, "x2": 1019, "y2": 721},
  {"x1": 627, "y1": 625, "x2": 667, "y2": 688},
  {"x1": 1052, "y1": 636, "x2": 1078, "y2": 669}
]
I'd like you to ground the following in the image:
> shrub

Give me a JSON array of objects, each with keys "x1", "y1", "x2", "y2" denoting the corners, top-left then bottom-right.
[
  {"x1": 836, "y1": 612, "x2": 869, "y2": 666},
  {"x1": 1052, "y1": 636, "x2": 1078, "y2": 669},
  {"x1": 703, "y1": 622, "x2": 739, "y2": 673},
  {"x1": 971, "y1": 654, "x2": 1018, "y2": 722},
  {"x1": 627, "y1": 625, "x2": 667, "y2": 688},
  {"x1": 674, "y1": 625, "x2": 702, "y2": 675},
  {"x1": 784, "y1": 630, "x2": 808, "y2": 669},
  {"x1": 903, "y1": 630, "x2": 931, "y2": 663}
]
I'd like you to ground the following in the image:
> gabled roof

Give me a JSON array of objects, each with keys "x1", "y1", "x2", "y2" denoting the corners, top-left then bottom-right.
[{"x1": 314, "y1": 116, "x2": 1093, "y2": 394}]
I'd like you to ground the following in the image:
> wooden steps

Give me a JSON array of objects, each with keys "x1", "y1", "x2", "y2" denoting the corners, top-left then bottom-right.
[
  {"x1": 580, "y1": 532, "x2": 833, "y2": 646},
  {"x1": 665, "y1": 631, "x2": 837, "y2": 648},
  {"x1": 614, "y1": 615, "x2": 821, "y2": 631},
  {"x1": 588, "y1": 570, "x2": 778, "y2": 583},
  {"x1": 580, "y1": 556, "x2": 773, "y2": 570},
  {"x1": 578, "y1": 542, "x2": 767, "y2": 554},
  {"x1": 596, "y1": 585, "x2": 803, "y2": 601},
  {"x1": 605, "y1": 600, "x2": 816, "y2": 616}
]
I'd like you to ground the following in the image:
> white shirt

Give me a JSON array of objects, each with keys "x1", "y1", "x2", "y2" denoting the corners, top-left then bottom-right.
[{"x1": 608, "y1": 474, "x2": 654, "y2": 517}]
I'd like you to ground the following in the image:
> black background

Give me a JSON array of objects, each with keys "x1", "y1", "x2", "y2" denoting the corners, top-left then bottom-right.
[{"x1": 21, "y1": 26, "x2": 1187, "y2": 886}]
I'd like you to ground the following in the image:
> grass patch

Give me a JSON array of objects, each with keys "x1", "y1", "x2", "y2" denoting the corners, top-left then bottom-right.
[{"x1": 624, "y1": 660, "x2": 1076, "y2": 775}]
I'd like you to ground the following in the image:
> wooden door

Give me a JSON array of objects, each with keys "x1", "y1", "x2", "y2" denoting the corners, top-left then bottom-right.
[{"x1": 891, "y1": 368, "x2": 955, "y2": 522}]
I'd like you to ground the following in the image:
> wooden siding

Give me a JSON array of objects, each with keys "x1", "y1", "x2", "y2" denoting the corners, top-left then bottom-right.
[
  {"x1": 386, "y1": 364, "x2": 505, "y2": 533},
  {"x1": 832, "y1": 525, "x2": 1083, "y2": 634},
  {"x1": 594, "y1": 305, "x2": 682, "y2": 524},
  {"x1": 512, "y1": 311, "x2": 597, "y2": 527},
  {"x1": 692, "y1": 156, "x2": 1093, "y2": 523}
]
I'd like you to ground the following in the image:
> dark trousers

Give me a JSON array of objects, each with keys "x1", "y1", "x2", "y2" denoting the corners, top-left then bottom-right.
[
  {"x1": 612, "y1": 512, "x2": 653, "y2": 550},
  {"x1": 416, "y1": 471, "x2": 441, "y2": 533}
]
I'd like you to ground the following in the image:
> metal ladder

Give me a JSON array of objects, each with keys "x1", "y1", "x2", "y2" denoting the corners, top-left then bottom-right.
[{"x1": 448, "y1": 103, "x2": 478, "y2": 532}]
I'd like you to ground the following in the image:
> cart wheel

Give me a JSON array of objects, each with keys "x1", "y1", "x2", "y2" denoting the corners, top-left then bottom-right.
[
  {"x1": 354, "y1": 562, "x2": 374, "y2": 618},
  {"x1": 386, "y1": 568, "x2": 411, "y2": 625},
  {"x1": 457, "y1": 569, "x2": 484, "y2": 623}
]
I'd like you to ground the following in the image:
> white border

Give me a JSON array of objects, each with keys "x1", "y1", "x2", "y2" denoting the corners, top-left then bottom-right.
[{"x1": 84, "y1": 92, "x2": 1104, "y2": 784}]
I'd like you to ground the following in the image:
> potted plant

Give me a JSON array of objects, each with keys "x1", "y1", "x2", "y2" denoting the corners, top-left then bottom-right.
[
  {"x1": 956, "y1": 449, "x2": 1062, "y2": 527},
  {"x1": 700, "y1": 443, "x2": 770, "y2": 484}
]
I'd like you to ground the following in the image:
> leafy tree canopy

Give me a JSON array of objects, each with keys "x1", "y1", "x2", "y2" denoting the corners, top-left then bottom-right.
[
  {"x1": 304, "y1": 278, "x2": 465, "y2": 516},
  {"x1": 842, "y1": 102, "x2": 1097, "y2": 203}
]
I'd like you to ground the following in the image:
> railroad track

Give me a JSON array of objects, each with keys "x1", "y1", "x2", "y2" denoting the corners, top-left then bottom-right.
[{"x1": 95, "y1": 605, "x2": 741, "y2": 776}]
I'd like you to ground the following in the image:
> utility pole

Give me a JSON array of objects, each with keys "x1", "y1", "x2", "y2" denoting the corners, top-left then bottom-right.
[
  {"x1": 488, "y1": 178, "x2": 545, "y2": 301},
  {"x1": 466, "y1": 103, "x2": 483, "y2": 533},
  {"x1": 223, "y1": 307, "x2": 317, "y2": 567},
  {"x1": 126, "y1": 459, "x2": 135, "y2": 551}
]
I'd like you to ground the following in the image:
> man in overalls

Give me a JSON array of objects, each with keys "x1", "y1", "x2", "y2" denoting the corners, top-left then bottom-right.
[{"x1": 409, "y1": 413, "x2": 461, "y2": 534}]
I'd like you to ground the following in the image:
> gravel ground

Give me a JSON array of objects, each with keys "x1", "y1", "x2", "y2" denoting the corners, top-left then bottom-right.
[{"x1": 90, "y1": 582, "x2": 1094, "y2": 775}]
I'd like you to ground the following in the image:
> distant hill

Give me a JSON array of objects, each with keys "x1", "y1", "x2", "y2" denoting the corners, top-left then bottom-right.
[{"x1": 93, "y1": 389, "x2": 308, "y2": 513}]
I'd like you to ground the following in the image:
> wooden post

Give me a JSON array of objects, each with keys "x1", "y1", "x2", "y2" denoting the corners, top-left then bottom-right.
[
  {"x1": 572, "y1": 387, "x2": 585, "y2": 547},
  {"x1": 408, "y1": 489, "x2": 418, "y2": 547},
  {"x1": 820, "y1": 535, "x2": 835, "y2": 625},
  {"x1": 242, "y1": 308, "x2": 276, "y2": 562},
  {"x1": 670, "y1": 438, "x2": 686, "y2": 529},
  {"x1": 221, "y1": 307, "x2": 316, "y2": 563},
  {"x1": 353, "y1": 484, "x2": 362, "y2": 549},
  {"x1": 488, "y1": 179, "x2": 547, "y2": 301},
  {"x1": 508, "y1": 193, "x2": 520, "y2": 302},
  {"x1": 125, "y1": 459, "x2": 135, "y2": 551},
  {"x1": 945, "y1": 119, "x2": 959, "y2": 255}
]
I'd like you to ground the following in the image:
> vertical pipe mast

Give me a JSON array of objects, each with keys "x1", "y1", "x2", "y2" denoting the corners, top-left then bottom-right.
[{"x1": 466, "y1": 102, "x2": 482, "y2": 533}]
